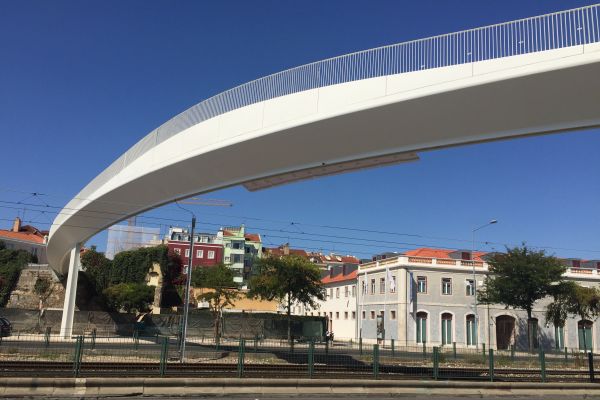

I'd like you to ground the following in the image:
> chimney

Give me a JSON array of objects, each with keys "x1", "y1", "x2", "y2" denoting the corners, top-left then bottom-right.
[{"x1": 12, "y1": 217, "x2": 21, "y2": 232}]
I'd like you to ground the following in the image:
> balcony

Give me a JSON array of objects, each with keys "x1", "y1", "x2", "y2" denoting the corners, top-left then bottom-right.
[{"x1": 360, "y1": 255, "x2": 487, "y2": 271}]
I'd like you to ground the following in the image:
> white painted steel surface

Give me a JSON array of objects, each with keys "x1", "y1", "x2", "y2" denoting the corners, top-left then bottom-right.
[{"x1": 49, "y1": 5, "x2": 600, "y2": 276}]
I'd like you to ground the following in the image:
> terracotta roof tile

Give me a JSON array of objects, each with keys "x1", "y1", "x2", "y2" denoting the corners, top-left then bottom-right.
[
  {"x1": 0, "y1": 229, "x2": 46, "y2": 244},
  {"x1": 404, "y1": 248, "x2": 486, "y2": 262},
  {"x1": 322, "y1": 269, "x2": 358, "y2": 284}
]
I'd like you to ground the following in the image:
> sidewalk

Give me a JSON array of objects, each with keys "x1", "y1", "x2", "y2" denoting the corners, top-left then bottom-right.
[{"x1": 1, "y1": 377, "x2": 599, "y2": 398}]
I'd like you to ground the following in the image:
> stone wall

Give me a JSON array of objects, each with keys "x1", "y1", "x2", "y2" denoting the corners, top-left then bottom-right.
[{"x1": 6, "y1": 264, "x2": 65, "y2": 310}]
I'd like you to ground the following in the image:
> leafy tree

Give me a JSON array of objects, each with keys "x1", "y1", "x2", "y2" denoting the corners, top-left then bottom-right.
[
  {"x1": 80, "y1": 245, "x2": 182, "y2": 309},
  {"x1": 33, "y1": 276, "x2": 52, "y2": 309},
  {"x1": 248, "y1": 255, "x2": 325, "y2": 342},
  {"x1": 0, "y1": 241, "x2": 35, "y2": 306},
  {"x1": 192, "y1": 264, "x2": 239, "y2": 342},
  {"x1": 546, "y1": 281, "x2": 600, "y2": 352},
  {"x1": 103, "y1": 283, "x2": 155, "y2": 314},
  {"x1": 478, "y1": 245, "x2": 566, "y2": 351}
]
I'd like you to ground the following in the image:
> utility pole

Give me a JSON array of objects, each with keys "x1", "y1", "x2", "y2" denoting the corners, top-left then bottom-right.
[
  {"x1": 471, "y1": 219, "x2": 497, "y2": 350},
  {"x1": 179, "y1": 216, "x2": 196, "y2": 363},
  {"x1": 175, "y1": 197, "x2": 231, "y2": 363}
]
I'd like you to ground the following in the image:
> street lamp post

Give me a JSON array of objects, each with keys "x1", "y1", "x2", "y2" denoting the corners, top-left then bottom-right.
[{"x1": 471, "y1": 219, "x2": 497, "y2": 350}]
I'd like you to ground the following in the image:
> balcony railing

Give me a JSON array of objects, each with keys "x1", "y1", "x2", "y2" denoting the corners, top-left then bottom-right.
[{"x1": 75, "y1": 5, "x2": 600, "y2": 202}]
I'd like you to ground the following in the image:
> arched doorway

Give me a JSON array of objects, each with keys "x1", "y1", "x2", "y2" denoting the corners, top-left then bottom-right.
[{"x1": 496, "y1": 315, "x2": 516, "y2": 350}]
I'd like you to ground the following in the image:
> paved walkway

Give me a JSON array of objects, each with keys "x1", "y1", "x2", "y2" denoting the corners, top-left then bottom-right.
[{"x1": 2, "y1": 378, "x2": 600, "y2": 398}]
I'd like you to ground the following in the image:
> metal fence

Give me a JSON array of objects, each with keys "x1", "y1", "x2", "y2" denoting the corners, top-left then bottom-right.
[
  {"x1": 70, "y1": 4, "x2": 600, "y2": 205},
  {"x1": 1, "y1": 333, "x2": 598, "y2": 382}
]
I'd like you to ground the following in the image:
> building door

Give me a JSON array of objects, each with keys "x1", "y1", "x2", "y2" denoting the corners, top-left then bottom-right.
[{"x1": 496, "y1": 315, "x2": 516, "y2": 350}]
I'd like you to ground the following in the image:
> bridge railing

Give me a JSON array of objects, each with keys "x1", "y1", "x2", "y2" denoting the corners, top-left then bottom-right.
[{"x1": 75, "y1": 4, "x2": 600, "y2": 203}]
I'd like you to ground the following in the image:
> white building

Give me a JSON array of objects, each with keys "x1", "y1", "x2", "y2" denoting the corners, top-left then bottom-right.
[
  {"x1": 291, "y1": 266, "x2": 358, "y2": 339},
  {"x1": 357, "y1": 248, "x2": 600, "y2": 350}
]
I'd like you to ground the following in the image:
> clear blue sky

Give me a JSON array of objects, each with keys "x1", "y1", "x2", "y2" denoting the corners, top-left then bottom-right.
[{"x1": 1, "y1": 1, "x2": 599, "y2": 260}]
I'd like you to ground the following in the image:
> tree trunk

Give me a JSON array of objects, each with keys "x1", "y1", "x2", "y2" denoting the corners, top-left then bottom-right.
[
  {"x1": 526, "y1": 308, "x2": 533, "y2": 352},
  {"x1": 214, "y1": 310, "x2": 220, "y2": 345},
  {"x1": 287, "y1": 294, "x2": 292, "y2": 343}
]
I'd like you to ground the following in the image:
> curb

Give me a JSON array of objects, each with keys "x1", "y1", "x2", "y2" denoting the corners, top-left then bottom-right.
[{"x1": 1, "y1": 377, "x2": 599, "y2": 397}]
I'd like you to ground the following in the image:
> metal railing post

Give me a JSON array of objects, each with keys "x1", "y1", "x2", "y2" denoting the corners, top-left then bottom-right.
[
  {"x1": 44, "y1": 327, "x2": 51, "y2": 348},
  {"x1": 290, "y1": 336, "x2": 294, "y2": 354},
  {"x1": 539, "y1": 348, "x2": 546, "y2": 383},
  {"x1": 423, "y1": 341, "x2": 427, "y2": 359},
  {"x1": 511, "y1": 344, "x2": 515, "y2": 361},
  {"x1": 159, "y1": 336, "x2": 168, "y2": 377},
  {"x1": 453, "y1": 342, "x2": 457, "y2": 360},
  {"x1": 391, "y1": 338, "x2": 395, "y2": 357},
  {"x1": 489, "y1": 349, "x2": 494, "y2": 382},
  {"x1": 589, "y1": 351, "x2": 595, "y2": 382},
  {"x1": 373, "y1": 344, "x2": 380, "y2": 379},
  {"x1": 91, "y1": 328, "x2": 97, "y2": 350},
  {"x1": 482, "y1": 343, "x2": 487, "y2": 363},
  {"x1": 237, "y1": 339, "x2": 246, "y2": 378},
  {"x1": 359, "y1": 336, "x2": 362, "y2": 355},
  {"x1": 565, "y1": 346, "x2": 568, "y2": 364},
  {"x1": 308, "y1": 340, "x2": 315, "y2": 378},
  {"x1": 325, "y1": 337, "x2": 329, "y2": 356},
  {"x1": 73, "y1": 335, "x2": 84, "y2": 377},
  {"x1": 433, "y1": 346, "x2": 439, "y2": 380},
  {"x1": 134, "y1": 329, "x2": 139, "y2": 351}
]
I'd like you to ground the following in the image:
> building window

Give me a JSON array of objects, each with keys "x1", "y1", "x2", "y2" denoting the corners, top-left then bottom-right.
[
  {"x1": 174, "y1": 248, "x2": 181, "y2": 255},
  {"x1": 466, "y1": 315, "x2": 477, "y2": 346},
  {"x1": 391, "y1": 310, "x2": 396, "y2": 320},
  {"x1": 335, "y1": 312, "x2": 339, "y2": 320},
  {"x1": 390, "y1": 276, "x2": 396, "y2": 293},
  {"x1": 380, "y1": 277, "x2": 385, "y2": 294},
  {"x1": 441, "y1": 313, "x2": 452, "y2": 345},
  {"x1": 362, "y1": 311, "x2": 366, "y2": 320},
  {"x1": 344, "y1": 312, "x2": 348, "y2": 320},
  {"x1": 442, "y1": 278, "x2": 452, "y2": 295},
  {"x1": 362, "y1": 281, "x2": 367, "y2": 294},
  {"x1": 555, "y1": 325, "x2": 565, "y2": 350},
  {"x1": 370, "y1": 311, "x2": 376, "y2": 320},
  {"x1": 336, "y1": 288, "x2": 340, "y2": 298},
  {"x1": 352, "y1": 285, "x2": 356, "y2": 298},
  {"x1": 417, "y1": 276, "x2": 427, "y2": 293},
  {"x1": 208, "y1": 250, "x2": 215, "y2": 259},
  {"x1": 352, "y1": 311, "x2": 356, "y2": 320},
  {"x1": 185, "y1": 249, "x2": 190, "y2": 258},
  {"x1": 329, "y1": 288, "x2": 333, "y2": 298},
  {"x1": 370, "y1": 279, "x2": 376, "y2": 294},
  {"x1": 466, "y1": 279, "x2": 475, "y2": 296},
  {"x1": 345, "y1": 286, "x2": 349, "y2": 298},
  {"x1": 578, "y1": 320, "x2": 593, "y2": 351},
  {"x1": 329, "y1": 312, "x2": 332, "y2": 319},
  {"x1": 196, "y1": 249, "x2": 204, "y2": 258},
  {"x1": 416, "y1": 312, "x2": 427, "y2": 344}
]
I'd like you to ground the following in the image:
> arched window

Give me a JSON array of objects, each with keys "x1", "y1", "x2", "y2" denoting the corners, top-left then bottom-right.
[
  {"x1": 416, "y1": 312, "x2": 427, "y2": 344},
  {"x1": 441, "y1": 313, "x2": 452, "y2": 345},
  {"x1": 466, "y1": 314, "x2": 477, "y2": 346},
  {"x1": 578, "y1": 320, "x2": 593, "y2": 351}
]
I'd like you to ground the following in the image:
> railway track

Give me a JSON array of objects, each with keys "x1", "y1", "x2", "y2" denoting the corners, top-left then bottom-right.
[{"x1": 0, "y1": 360, "x2": 593, "y2": 382}]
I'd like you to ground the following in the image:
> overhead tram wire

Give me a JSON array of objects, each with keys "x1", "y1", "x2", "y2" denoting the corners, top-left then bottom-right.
[
  {"x1": 0, "y1": 185, "x2": 483, "y2": 243},
  {"x1": 0, "y1": 204, "x2": 531, "y2": 255},
  {"x1": 2, "y1": 208, "x2": 600, "y2": 258},
  {"x1": 1, "y1": 189, "x2": 599, "y2": 255},
  {"x1": 2, "y1": 198, "x2": 600, "y2": 256}
]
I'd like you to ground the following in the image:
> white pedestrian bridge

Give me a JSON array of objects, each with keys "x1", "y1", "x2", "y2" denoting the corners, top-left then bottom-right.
[{"x1": 50, "y1": 5, "x2": 600, "y2": 336}]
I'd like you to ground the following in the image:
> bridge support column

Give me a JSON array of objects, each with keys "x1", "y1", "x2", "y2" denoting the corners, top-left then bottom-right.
[{"x1": 60, "y1": 244, "x2": 81, "y2": 338}]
